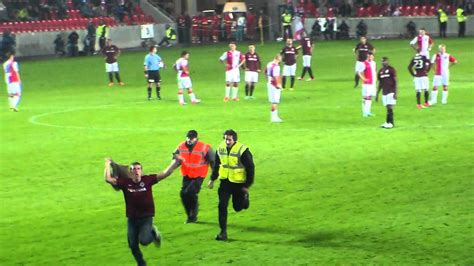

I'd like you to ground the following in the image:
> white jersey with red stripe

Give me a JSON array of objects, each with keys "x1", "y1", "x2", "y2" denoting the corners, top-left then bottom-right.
[
  {"x1": 3, "y1": 60, "x2": 20, "y2": 85},
  {"x1": 220, "y1": 50, "x2": 244, "y2": 71},
  {"x1": 266, "y1": 62, "x2": 280, "y2": 87},
  {"x1": 175, "y1": 57, "x2": 189, "y2": 78},
  {"x1": 410, "y1": 34, "x2": 433, "y2": 57},
  {"x1": 356, "y1": 60, "x2": 376, "y2": 85},
  {"x1": 431, "y1": 52, "x2": 456, "y2": 75}
]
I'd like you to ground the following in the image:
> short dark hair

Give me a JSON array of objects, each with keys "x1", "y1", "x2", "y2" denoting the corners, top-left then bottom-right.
[
  {"x1": 186, "y1": 129, "x2": 198, "y2": 139},
  {"x1": 181, "y1": 51, "x2": 189, "y2": 57},
  {"x1": 223, "y1": 129, "x2": 238, "y2": 141},
  {"x1": 149, "y1": 45, "x2": 156, "y2": 52},
  {"x1": 382, "y1": 56, "x2": 388, "y2": 62},
  {"x1": 130, "y1": 162, "x2": 142, "y2": 171}
]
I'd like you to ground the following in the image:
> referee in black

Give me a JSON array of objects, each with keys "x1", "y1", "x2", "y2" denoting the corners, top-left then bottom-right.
[{"x1": 208, "y1": 129, "x2": 255, "y2": 241}]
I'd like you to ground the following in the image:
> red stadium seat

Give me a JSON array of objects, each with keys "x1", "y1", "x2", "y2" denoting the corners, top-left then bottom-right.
[
  {"x1": 428, "y1": 5, "x2": 436, "y2": 16},
  {"x1": 139, "y1": 14, "x2": 146, "y2": 24},
  {"x1": 420, "y1": 5, "x2": 427, "y2": 16},
  {"x1": 357, "y1": 7, "x2": 365, "y2": 17},
  {"x1": 327, "y1": 8, "x2": 334, "y2": 18},
  {"x1": 412, "y1": 6, "x2": 419, "y2": 16},
  {"x1": 405, "y1": 6, "x2": 412, "y2": 16}
]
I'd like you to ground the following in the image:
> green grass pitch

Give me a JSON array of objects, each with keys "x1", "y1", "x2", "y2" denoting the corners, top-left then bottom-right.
[{"x1": 0, "y1": 37, "x2": 473, "y2": 265}]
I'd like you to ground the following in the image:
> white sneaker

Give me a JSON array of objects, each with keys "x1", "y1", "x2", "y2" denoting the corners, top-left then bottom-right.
[
  {"x1": 271, "y1": 117, "x2": 283, "y2": 123},
  {"x1": 380, "y1": 122, "x2": 388, "y2": 128},
  {"x1": 179, "y1": 102, "x2": 187, "y2": 105},
  {"x1": 382, "y1": 123, "x2": 393, "y2": 129},
  {"x1": 192, "y1": 99, "x2": 201, "y2": 104}
]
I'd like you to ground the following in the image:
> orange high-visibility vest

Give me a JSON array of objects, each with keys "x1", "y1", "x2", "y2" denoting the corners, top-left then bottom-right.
[{"x1": 178, "y1": 141, "x2": 210, "y2": 178}]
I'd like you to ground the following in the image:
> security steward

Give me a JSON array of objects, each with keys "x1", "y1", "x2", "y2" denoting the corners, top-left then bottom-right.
[
  {"x1": 158, "y1": 24, "x2": 177, "y2": 47},
  {"x1": 456, "y1": 6, "x2": 467, "y2": 37},
  {"x1": 208, "y1": 129, "x2": 255, "y2": 241},
  {"x1": 96, "y1": 20, "x2": 108, "y2": 51},
  {"x1": 281, "y1": 9, "x2": 293, "y2": 40},
  {"x1": 174, "y1": 130, "x2": 214, "y2": 223},
  {"x1": 438, "y1": 7, "x2": 448, "y2": 38}
]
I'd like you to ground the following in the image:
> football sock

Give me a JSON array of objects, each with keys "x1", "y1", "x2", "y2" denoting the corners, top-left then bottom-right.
[
  {"x1": 354, "y1": 74, "x2": 360, "y2": 87},
  {"x1": 363, "y1": 98, "x2": 372, "y2": 115},
  {"x1": 156, "y1": 87, "x2": 161, "y2": 98},
  {"x1": 442, "y1": 90, "x2": 448, "y2": 104},
  {"x1": 147, "y1": 87, "x2": 152, "y2": 98},
  {"x1": 189, "y1": 92, "x2": 196, "y2": 101},
  {"x1": 301, "y1": 67, "x2": 307, "y2": 78},
  {"x1": 13, "y1": 95, "x2": 20, "y2": 108},
  {"x1": 387, "y1": 107, "x2": 394, "y2": 125},
  {"x1": 290, "y1": 76, "x2": 295, "y2": 88},
  {"x1": 108, "y1": 73, "x2": 113, "y2": 83},
  {"x1": 178, "y1": 93, "x2": 184, "y2": 103},
  {"x1": 245, "y1": 84, "x2": 249, "y2": 96},
  {"x1": 8, "y1": 97, "x2": 13, "y2": 108},
  {"x1": 231, "y1": 87, "x2": 238, "y2": 99},
  {"x1": 308, "y1": 68, "x2": 314, "y2": 79},
  {"x1": 431, "y1": 90, "x2": 438, "y2": 103},
  {"x1": 416, "y1": 91, "x2": 421, "y2": 104},
  {"x1": 114, "y1": 72, "x2": 121, "y2": 83},
  {"x1": 282, "y1": 76, "x2": 287, "y2": 88},
  {"x1": 424, "y1": 91, "x2": 429, "y2": 103},
  {"x1": 225, "y1": 86, "x2": 230, "y2": 98},
  {"x1": 250, "y1": 84, "x2": 255, "y2": 96}
]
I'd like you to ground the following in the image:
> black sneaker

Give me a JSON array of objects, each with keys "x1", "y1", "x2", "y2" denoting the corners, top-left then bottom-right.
[
  {"x1": 152, "y1": 225, "x2": 161, "y2": 247},
  {"x1": 215, "y1": 232, "x2": 228, "y2": 241},
  {"x1": 185, "y1": 216, "x2": 197, "y2": 224},
  {"x1": 243, "y1": 192, "x2": 250, "y2": 209}
]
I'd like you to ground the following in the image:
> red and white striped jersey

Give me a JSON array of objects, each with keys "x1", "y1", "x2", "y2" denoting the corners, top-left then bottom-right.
[
  {"x1": 356, "y1": 60, "x2": 376, "y2": 85},
  {"x1": 220, "y1": 50, "x2": 244, "y2": 71},
  {"x1": 3, "y1": 60, "x2": 20, "y2": 84},
  {"x1": 410, "y1": 34, "x2": 433, "y2": 57},
  {"x1": 175, "y1": 58, "x2": 189, "y2": 78},
  {"x1": 431, "y1": 52, "x2": 456, "y2": 75},
  {"x1": 266, "y1": 62, "x2": 280, "y2": 87}
]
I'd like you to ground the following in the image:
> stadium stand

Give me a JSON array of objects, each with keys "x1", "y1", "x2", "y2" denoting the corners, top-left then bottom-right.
[{"x1": 0, "y1": 0, "x2": 154, "y2": 33}]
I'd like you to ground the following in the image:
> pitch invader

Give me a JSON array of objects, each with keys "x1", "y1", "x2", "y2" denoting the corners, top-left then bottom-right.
[
  {"x1": 280, "y1": 38, "x2": 298, "y2": 91},
  {"x1": 430, "y1": 44, "x2": 457, "y2": 105},
  {"x1": 219, "y1": 42, "x2": 246, "y2": 102},
  {"x1": 410, "y1": 28, "x2": 433, "y2": 58},
  {"x1": 297, "y1": 32, "x2": 315, "y2": 81},
  {"x1": 353, "y1": 36, "x2": 375, "y2": 88},
  {"x1": 376, "y1": 57, "x2": 398, "y2": 129},
  {"x1": 408, "y1": 51, "x2": 431, "y2": 108},
  {"x1": 356, "y1": 52, "x2": 376, "y2": 117},
  {"x1": 174, "y1": 51, "x2": 200, "y2": 105},
  {"x1": 266, "y1": 55, "x2": 283, "y2": 122},
  {"x1": 244, "y1": 44, "x2": 261, "y2": 100},
  {"x1": 3, "y1": 52, "x2": 22, "y2": 112}
]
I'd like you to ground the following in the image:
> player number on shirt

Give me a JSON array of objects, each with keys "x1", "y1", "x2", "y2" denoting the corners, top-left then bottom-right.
[{"x1": 414, "y1": 59, "x2": 424, "y2": 69}]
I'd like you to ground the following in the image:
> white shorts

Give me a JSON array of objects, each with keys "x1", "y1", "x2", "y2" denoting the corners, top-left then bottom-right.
[
  {"x1": 362, "y1": 84, "x2": 376, "y2": 97},
  {"x1": 245, "y1": 71, "x2": 259, "y2": 83},
  {"x1": 433, "y1": 74, "x2": 449, "y2": 87},
  {"x1": 414, "y1": 76, "x2": 429, "y2": 91},
  {"x1": 302, "y1": 55, "x2": 311, "y2": 67},
  {"x1": 7, "y1": 82, "x2": 21, "y2": 95},
  {"x1": 226, "y1": 68, "x2": 240, "y2": 83},
  {"x1": 355, "y1": 61, "x2": 364, "y2": 73},
  {"x1": 178, "y1": 77, "x2": 192, "y2": 89},
  {"x1": 267, "y1": 83, "x2": 281, "y2": 104},
  {"x1": 105, "y1": 62, "x2": 119, "y2": 72},
  {"x1": 283, "y1": 64, "x2": 296, "y2": 76},
  {"x1": 382, "y1": 93, "x2": 397, "y2": 106}
]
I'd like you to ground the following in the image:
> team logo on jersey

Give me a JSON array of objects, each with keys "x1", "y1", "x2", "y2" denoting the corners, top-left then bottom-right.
[
  {"x1": 140, "y1": 182, "x2": 145, "y2": 187},
  {"x1": 385, "y1": 69, "x2": 389, "y2": 73}
]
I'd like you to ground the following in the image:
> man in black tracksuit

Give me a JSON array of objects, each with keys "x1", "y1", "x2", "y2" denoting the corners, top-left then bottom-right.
[{"x1": 208, "y1": 129, "x2": 255, "y2": 241}]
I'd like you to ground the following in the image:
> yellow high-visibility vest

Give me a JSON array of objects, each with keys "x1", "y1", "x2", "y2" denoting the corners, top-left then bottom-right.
[
  {"x1": 438, "y1": 9, "x2": 448, "y2": 23},
  {"x1": 217, "y1": 142, "x2": 247, "y2": 183},
  {"x1": 282, "y1": 13, "x2": 292, "y2": 26},
  {"x1": 166, "y1": 28, "x2": 176, "y2": 40},
  {"x1": 97, "y1": 25, "x2": 108, "y2": 38},
  {"x1": 456, "y1": 8, "x2": 467, "y2": 22}
]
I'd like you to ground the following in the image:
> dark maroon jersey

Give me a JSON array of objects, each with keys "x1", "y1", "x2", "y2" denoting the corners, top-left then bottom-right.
[
  {"x1": 280, "y1": 46, "x2": 298, "y2": 65},
  {"x1": 116, "y1": 174, "x2": 158, "y2": 219},
  {"x1": 378, "y1": 66, "x2": 397, "y2": 95},
  {"x1": 245, "y1": 52, "x2": 261, "y2": 72},
  {"x1": 300, "y1": 37, "x2": 313, "y2": 56},
  {"x1": 408, "y1": 54, "x2": 431, "y2": 77},
  {"x1": 102, "y1": 45, "x2": 119, "y2": 64},
  {"x1": 354, "y1": 42, "x2": 374, "y2": 61}
]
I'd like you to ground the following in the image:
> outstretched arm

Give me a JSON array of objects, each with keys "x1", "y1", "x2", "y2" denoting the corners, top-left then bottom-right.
[
  {"x1": 104, "y1": 158, "x2": 118, "y2": 186},
  {"x1": 155, "y1": 156, "x2": 183, "y2": 182}
]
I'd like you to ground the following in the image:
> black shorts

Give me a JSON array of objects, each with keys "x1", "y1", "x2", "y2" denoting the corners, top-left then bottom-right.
[{"x1": 147, "y1": 70, "x2": 161, "y2": 83}]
